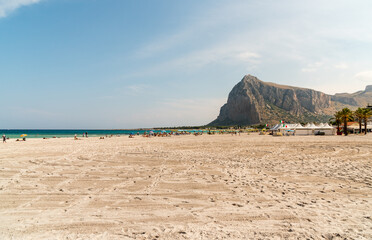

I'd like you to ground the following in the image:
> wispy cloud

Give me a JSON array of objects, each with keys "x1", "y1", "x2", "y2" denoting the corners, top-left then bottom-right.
[
  {"x1": 127, "y1": 84, "x2": 150, "y2": 95},
  {"x1": 301, "y1": 61, "x2": 352, "y2": 73},
  {"x1": 301, "y1": 62, "x2": 325, "y2": 73},
  {"x1": 333, "y1": 63, "x2": 349, "y2": 69},
  {"x1": 135, "y1": 30, "x2": 193, "y2": 59},
  {"x1": 115, "y1": 1, "x2": 372, "y2": 97},
  {"x1": 0, "y1": 0, "x2": 42, "y2": 18},
  {"x1": 167, "y1": 45, "x2": 261, "y2": 69},
  {"x1": 130, "y1": 44, "x2": 261, "y2": 79},
  {"x1": 355, "y1": 71, "x2": 372, "y2": 83}
]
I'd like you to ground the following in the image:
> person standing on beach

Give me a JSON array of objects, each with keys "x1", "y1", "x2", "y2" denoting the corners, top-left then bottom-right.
[
  {"x1": 2, "y1": 135, "x2": 6, "y2": 143},
  {"x1": 85, "y1": 132, "x2": 88, "y2": 138}
]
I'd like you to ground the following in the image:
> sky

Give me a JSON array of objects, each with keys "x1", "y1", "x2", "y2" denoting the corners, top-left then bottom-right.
[{"x1": 0, "y1": 0, "x2": 372, "y2": 129}]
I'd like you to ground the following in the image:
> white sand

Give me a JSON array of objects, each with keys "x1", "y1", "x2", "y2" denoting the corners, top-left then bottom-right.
[{"x1": 0, "y1": 133, "x2": 371, "y2": 239}]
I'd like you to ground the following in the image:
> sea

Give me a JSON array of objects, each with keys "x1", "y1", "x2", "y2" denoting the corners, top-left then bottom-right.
[{"x1": 0, "y1": 129, "x2": 166, "y2": 139}]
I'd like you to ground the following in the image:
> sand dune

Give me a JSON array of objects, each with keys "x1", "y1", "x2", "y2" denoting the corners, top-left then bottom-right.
[{"x1": 1, "y1": 134, "x2": 371, "y2": 239}]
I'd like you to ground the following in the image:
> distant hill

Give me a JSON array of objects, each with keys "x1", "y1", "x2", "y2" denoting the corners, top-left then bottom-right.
[
  {"x1": 331, "y1": 85, "x2": 372, "y2": 109},
  {"x1": 209, "y1": 75, "x2": 372, "y2": 126}
]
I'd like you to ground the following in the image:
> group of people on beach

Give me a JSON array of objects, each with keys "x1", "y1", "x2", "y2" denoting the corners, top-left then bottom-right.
[
  {"x1": 1, "y1": 130, "x2": 243, "y2": 142},
  {"x1": 142, "y1": 132, "x2": 172, "y2": 138},
  {"x1": 74, "y1": 132, "x2": 89, "y2": 140}
]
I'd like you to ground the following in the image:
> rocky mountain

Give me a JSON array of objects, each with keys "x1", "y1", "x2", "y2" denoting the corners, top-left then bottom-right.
[{"x1": 209, "y1": 75, "x2": 372, "y2": 126}]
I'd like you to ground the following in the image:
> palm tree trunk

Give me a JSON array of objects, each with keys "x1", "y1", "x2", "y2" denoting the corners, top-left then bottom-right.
[
  {"x1": 344, "y1": 119, "x2": 348, "y2": 136},
  {"x1": 359, "y1": 120, "x2": 362, "y2": 134},
  {"x1": 364, "y1": 118, "x2": 368, "y2": 135}
]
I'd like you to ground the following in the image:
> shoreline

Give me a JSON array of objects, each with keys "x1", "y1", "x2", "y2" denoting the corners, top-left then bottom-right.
[{"x1": 2, "y1": 131, "x2": 371, "y2": 141}]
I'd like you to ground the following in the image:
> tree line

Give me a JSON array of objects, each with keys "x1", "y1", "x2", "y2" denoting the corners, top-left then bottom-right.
[{"x1": 331, "y1": 107, "x2": 372, "y2": 136}]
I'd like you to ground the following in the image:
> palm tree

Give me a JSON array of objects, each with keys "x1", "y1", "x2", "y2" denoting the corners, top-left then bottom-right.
[
  {"x1": 354, "y1": 108, "x2": 364, "y2": 134},
  {"x1": 362, "y1": 108, "x2": 372, "y2": 135},
  {"x1": 330, "y1": 111, "x2": 342, "y2": 134},
  {"x1": 339, "y1": 108, "x2": 353, "y2": 136}
]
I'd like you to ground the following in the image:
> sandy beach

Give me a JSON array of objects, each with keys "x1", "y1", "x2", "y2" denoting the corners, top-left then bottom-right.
[{"x1": 0, "y1": 134, "x2": 371, "y2": 239}]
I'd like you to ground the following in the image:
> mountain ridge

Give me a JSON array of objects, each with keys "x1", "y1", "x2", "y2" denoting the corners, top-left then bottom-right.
[{"x1": 209, "y1": 75, "x2": 372, "y2": 126}]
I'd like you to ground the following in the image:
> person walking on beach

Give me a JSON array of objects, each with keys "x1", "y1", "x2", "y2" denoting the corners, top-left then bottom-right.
[{"x1": 2, "y1": 134, "x2": 6, "y2": 143}]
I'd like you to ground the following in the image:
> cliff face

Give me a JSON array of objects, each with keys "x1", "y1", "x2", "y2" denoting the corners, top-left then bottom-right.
[{"x1": 209, "y1": 75, "x2": 371, "y2": 126}]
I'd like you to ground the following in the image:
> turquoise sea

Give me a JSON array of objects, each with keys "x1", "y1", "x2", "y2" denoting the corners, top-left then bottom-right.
[{"x1": 0, "y1": 129, "x2": 165, "y2": 139}]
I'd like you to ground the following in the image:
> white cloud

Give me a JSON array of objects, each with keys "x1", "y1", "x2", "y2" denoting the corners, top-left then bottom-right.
[
  {"x1": 301, "y1": 67, "x2": 316, "y2": 73},
  {"x1": 127, "y1": 84, "x2": 150, "y2": 95},
  {"x1": 236, "y1": 51, "x2": 260, "y2": 63},
  {"x1": 333, "y1": 63, "x2": 349, "y2": 69},
  {"x1": 0, "y1": 0, "x2": 42, "y2": 18},
  {"x1": 135, "y1": 30, "x2": 193, "y2": 59},
  {"x1": 301, "y1": 62, "x2": 350, "y2": 73},
  {"x1": 301, "y1": 62, "x2": 325, "y2": 73},
  {"x1": 126, "y1": 44, "x2": 261, "y2": 80},
  {"x1": 169, "y1": 45, "x2": 260, "y2": 68},
  {"x1": 355, "y1": 71, "x2": 372, "y2": 83}
]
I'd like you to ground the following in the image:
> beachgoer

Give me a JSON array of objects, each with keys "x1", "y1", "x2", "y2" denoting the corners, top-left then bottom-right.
[
  {"x1": 85, "y1": 132, "x2": 88, "y2": 138},
  {"x1": 2, "y1": 135, "x2": 6, "y2": 143},
  {"x1": 74, "y1": 134, "x2": 78, "y2": 140}
]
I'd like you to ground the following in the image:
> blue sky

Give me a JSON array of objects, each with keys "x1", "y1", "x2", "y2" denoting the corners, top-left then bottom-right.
[{"x1": 1, "y1": 0, "x2": 372, "y2": 129}]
